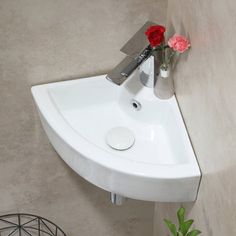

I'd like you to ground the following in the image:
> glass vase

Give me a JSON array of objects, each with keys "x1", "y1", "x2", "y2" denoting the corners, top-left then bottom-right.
[{"x1": 154, "y1": 65, "x2": 174, "y2": 99}]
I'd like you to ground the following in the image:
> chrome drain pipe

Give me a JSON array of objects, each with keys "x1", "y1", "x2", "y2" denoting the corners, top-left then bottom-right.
[{"x1": 110, "y1": 193, "x2": 124, "y2": 205}]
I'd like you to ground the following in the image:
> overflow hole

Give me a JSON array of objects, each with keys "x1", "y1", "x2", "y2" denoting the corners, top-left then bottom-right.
[{"x1": 131, "y1": 99, "x2": 141, "y2": 111}]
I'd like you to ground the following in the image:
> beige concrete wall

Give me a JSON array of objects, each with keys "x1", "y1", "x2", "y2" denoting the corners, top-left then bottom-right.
[
  {"x1": 154, "y1": 1, "x2": 236, "y2": 235},
  {"x1": 0, "y1": 1, "x2": 167, "y2": 236}
]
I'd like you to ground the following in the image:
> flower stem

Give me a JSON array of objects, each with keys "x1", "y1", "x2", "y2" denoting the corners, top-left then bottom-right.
[
  {"x1": 162, "y1": 43, "x2": 165, "y2": 64},
  {"x1": 166, "y1": 50, "x2": 176, "y2": 65}
]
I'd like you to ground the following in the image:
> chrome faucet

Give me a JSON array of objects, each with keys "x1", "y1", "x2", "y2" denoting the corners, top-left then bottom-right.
[
  {"x1": 106, "y1": 21, "x2": 163, "y2": 88},
  {"x1": 120, "y1": 45, "x2": 152, "y2": 78}
]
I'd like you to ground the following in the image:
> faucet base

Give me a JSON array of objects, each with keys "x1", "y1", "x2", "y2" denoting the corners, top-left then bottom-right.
[
  {"x1": 139, "y1": 55, "x2": 156, "y2": 88},
  {"x1": 140, "y1": 74, "x2": 156, "y2": 88}
]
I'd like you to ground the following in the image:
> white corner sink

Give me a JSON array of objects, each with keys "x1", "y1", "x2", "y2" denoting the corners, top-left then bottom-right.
[{"x1": 31, "y1": 71, "x2": 201, "y2": 202}]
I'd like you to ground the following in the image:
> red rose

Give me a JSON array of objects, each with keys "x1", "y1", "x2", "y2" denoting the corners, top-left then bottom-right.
[{"x1": 145, "y1": 25, "x2": 166, "y2": 47}]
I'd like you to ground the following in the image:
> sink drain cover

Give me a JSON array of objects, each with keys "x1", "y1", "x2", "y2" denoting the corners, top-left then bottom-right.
[{"x1": 105, "y1": 127, "x2": 135, "y2": 150}]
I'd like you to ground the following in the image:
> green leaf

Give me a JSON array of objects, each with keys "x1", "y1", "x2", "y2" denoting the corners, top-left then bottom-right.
[
  {"x1": 177, "y1": 231, "x2": 184, "y2": 236},
  {"x1": 186, "y1": 229, "x2": 202, "y2": 236},
  {"x1": 179, "y1": 220, "x2": 194, "y2": 236},
  {"x1": 164, "y1": 219, "x2": 177, "y2": 236},
  {"x1": 177, "y1": 207, "x2": 185, "y2": 225}
]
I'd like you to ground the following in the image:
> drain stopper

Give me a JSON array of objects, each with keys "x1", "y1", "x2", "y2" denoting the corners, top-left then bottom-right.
[{"x1": 105, "y1": 127, "x2": 135, "y2": 150}]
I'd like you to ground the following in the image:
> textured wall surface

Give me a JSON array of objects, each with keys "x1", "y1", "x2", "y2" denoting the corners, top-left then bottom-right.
[
  {"x1": 0, "y1": 1, "x2": 167, "y2": 236},
  {"x1": 154, "y1": 1, "x2": 236, "y2": 236}
]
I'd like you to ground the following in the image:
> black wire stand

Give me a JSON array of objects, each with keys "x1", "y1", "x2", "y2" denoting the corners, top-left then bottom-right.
[{"x1": 0, "y1": 214, "x2": 66, "y2": 236}]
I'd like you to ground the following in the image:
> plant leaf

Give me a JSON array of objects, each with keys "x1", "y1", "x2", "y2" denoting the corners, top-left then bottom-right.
[
  {"x1": 177, "y1": 207, "x2": 185, "y2": 225},
  {"x1": 179, "y1": 220, "x2": 194, "y2": 236},
  {"x1": 186, "y1": 229, "x2": 202, "y2": 236},
  {"x1": 164, "y1": 219, "x2": 177, "y2": 236}
]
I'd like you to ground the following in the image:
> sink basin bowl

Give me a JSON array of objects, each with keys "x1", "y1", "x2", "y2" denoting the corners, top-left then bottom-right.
[{"x1": 31, "y1": 71, "x2": 201, "y2": 202}]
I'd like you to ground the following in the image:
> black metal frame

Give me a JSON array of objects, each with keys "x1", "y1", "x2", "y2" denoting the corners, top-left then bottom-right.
[{"x1": 0, "y1": 213, "x2": 66, "y2": 236}]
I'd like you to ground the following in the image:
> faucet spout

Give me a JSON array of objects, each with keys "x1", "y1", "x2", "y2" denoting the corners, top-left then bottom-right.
[
  {"x1": 105, "y1": 45, "x2": 152, "y2": 86},
  {"x1": 120, "y1": 45, "x2": 152, "y2": 77}
]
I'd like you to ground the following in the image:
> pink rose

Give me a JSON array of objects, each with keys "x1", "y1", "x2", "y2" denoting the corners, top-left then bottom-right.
[{"x1": 168, "y1": 34, "x2": 190, "y2": 53}]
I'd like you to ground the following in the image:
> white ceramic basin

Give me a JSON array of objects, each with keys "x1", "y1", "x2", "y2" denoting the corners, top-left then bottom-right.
[{"x1": 31, "y1": 71, "x2": 201, "y2": 202}]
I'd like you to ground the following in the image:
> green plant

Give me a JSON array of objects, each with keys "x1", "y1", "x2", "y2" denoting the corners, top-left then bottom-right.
[{"x1": 164, "y1": 207, "x2": 201, "y2": 236}]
